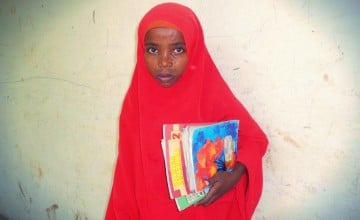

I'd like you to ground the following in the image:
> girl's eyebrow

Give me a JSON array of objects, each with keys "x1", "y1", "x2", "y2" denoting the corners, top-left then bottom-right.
[
  {"x1": 144, "y1": 42, "x2": 185, "y2": 47},
  {"x1": 172, "y1": 42, "x2": 186, "y2": 46},
  {"x1": 144, "y1": 42, "x2": 158, "y2": 46}
]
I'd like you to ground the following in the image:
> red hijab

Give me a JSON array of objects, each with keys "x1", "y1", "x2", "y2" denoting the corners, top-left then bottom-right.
[{"x1": 105, "y1": 3, "x2": 268, "y2": 220}]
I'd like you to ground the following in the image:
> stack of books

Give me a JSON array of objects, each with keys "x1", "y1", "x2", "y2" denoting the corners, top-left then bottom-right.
[{"x1": 161, "y1": 120, "x2": 239, "y2": 211}]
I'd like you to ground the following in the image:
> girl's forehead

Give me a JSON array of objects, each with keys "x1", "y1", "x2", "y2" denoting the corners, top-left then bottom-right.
[{"x1": 146, "y1": 27, "x2": 184, "y2": 36}]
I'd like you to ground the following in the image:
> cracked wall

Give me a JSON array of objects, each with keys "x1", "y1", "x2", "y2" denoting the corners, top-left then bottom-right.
[{"x1": 0, "y1": 0, "x2": 359, "y2": 219}]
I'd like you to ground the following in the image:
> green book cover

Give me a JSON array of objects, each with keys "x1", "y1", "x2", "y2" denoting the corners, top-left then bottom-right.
[{"x1": 175, "y1": 190, "x2": 206, "y2": 211}]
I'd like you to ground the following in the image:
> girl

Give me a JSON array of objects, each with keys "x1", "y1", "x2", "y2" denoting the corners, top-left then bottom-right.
[{"x1": 105, "y1": 2, "x2": 268, "y2": 220}]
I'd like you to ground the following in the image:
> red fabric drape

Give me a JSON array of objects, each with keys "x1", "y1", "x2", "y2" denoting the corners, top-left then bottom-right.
[{"x1": 105, "y1": 2, "x2": 268, "y2": 220}]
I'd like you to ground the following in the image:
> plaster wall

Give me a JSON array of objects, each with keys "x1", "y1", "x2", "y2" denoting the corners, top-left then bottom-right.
[{"x1": 0, "y1": 0, "x2": 359, "y2": 219}]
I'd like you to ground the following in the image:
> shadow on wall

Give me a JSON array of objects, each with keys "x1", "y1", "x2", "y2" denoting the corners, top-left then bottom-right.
[{"x1": 0, "y1": 214, "x2": 9, "y2": 220}]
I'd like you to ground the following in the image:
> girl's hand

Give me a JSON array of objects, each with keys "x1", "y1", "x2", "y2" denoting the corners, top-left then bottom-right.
[{"x1": 195, "y1": 162, "x2": 246, "y2": 206}]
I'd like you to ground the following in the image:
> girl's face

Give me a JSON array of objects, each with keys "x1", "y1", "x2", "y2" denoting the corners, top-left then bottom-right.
[{"x1": 144, "y1": 27, "x2": 188, "y2": 87}]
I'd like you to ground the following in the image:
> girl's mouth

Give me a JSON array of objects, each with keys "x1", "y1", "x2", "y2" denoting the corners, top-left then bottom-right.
[{"x1": 156, "y1": 74, "x2": 175, "y2": 85}]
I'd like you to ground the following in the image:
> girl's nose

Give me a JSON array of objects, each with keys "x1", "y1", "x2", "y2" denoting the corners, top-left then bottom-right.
[{"x1": 159, "y1": 53, "x2": 172, "y2": 67}]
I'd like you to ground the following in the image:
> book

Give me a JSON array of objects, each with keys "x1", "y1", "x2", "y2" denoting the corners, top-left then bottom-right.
[
  {"x1": 175, "y1": 190, "x2": 207, "y2": 211},
  {"x1": 161, "y1": 120, "x2": 239, "y2": 211}
]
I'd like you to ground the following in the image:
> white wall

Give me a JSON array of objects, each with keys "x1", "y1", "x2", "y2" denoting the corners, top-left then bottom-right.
[{"x1": 1, "y1": 0, "x2": 359, "y2": 219}]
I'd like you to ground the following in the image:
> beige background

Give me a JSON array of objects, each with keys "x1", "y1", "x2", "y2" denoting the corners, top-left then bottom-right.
[{"x1": 1, "y1": 0, "x2": 359, "y2": 219}]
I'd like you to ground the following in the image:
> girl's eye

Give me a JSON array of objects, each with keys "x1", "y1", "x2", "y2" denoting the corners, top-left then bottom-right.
[
  {"x1": 146, "y1": 47, "x2": 158, "y2": 54},
  {"x1": 173, "y1": 47, "x2": 185, "y2": 54}
]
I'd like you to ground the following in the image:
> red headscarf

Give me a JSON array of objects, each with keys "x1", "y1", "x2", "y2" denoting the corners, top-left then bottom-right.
[{"x1": 105, "y1": 3, "x2": 268, "y2": 220}]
